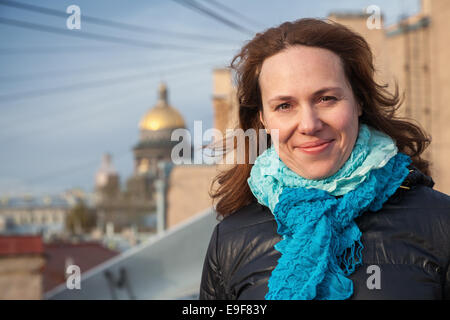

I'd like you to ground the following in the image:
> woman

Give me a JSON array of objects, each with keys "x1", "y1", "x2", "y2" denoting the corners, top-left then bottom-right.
[{"x1": 200, "y1": 18, "x2": 450, "y2": 300}]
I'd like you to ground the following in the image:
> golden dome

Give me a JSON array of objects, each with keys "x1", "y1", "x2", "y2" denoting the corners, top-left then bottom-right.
[{"x1": 139, "y1": 82, "x2": 186, "y2": 131}]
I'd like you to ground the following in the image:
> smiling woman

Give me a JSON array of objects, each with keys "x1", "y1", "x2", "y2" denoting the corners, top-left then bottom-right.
[
  {"x1": 200, "y1": 18, "x2": 450, "y2": 300},
  {"x1": 258, "y1": 45, "x2": 362, "y2": 180}
]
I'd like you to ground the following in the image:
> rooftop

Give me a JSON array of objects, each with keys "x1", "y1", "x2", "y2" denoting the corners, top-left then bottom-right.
[{"x1": 0, "y1": 235, "x2": 44, "y2": 255}]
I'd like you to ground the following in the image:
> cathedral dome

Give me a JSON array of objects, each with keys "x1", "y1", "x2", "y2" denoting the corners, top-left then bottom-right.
[{"x1": 139, "y1": 82, "x2": 185, "y2": 131}]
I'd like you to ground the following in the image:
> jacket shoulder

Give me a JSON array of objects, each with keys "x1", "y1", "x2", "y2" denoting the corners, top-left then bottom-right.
[
  {"x1": 403, "y1": 185, "x2": 450, "y2": 245},
  {"x1": 359, "y1": 183, "x2": 450, "y2": 266},
  {"x1": 387, "y1": 184, "x2": 450, "y2": 218},
  {"x1": 385, "y1": 165, "x2": 450, "y2": 218},
  {"x1": 217, "y1": 201, "x2": 275, "y2": 236},
  {"x1": 405, "y1": 184, "x2": 450, "y2": 207},
  {"x1": 200, "y1": 201, "x2": 280, "y2": 299}
]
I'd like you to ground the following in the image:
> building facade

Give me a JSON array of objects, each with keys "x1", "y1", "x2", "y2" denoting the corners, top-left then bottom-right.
[
  {"x1": 0, "y1": 192, "x2": 86, "y2": 240},
  {"x1": 329, "y1": 0, "x2": 450, "y2": 193},
  {"x1": 0, "y1": 236, "x2": 45, "y2": 299}
]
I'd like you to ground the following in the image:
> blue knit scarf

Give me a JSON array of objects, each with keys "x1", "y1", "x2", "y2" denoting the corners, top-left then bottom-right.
[{"x1": 247, "y1": 124, "x2": 411, "y2": 300}]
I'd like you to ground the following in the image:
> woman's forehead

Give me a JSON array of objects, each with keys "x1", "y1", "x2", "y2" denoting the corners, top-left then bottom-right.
[
  {"x1": 258, "y1": 46, "x2": 348, "y2": 96},
  {"x1": 260, "y1": 46, "x2": 344, "y2": 82}
]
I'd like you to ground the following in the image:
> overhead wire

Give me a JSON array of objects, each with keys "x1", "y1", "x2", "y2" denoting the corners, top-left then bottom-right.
[
  {"x1": 2, "y1": 87, "x2": 149, "y2": 142},
  {"x1": 0, "y1": 58, "x2": 222, "y2": 138},
  {"x1": 0, "y1": 1, "x2": 237, "y2": 99},
  {"x1": 0, "y1": 17, "x2": 232, "y2": 54},
  {"x1": 0, "y1": 82, "x2": 149, "y2": 130},
  {"x1": 0, "y1": 0, "x2": 235, "y2": 189},
  {"x1": 0, "y1": 57, "x2": 223, "y2": 144},
  {"x1": 5, "y1": 72, "x2": 210, "y2": 140},
  {"x1": 198, "y1": 0, "x2": 264, "y2": 29},
  {"x1": 0, "y1": 45, "x2": 234, "y2": 57},
  {"x1": 0, "y1": 54, "x2": 227, "y2": 131},
  {"x1": 0, "y1": 0, "x2": 239, "y2": 44},
  {"x1": 170, "y1": 0, "x2": 255, "y2": 36},
  {"x1": 0, "y1": 45, "x2": 188, "y2": 55},
  {"x1": 0, "y1": 54, "x2": 227, "y2": 82},
  {"x1": 0, "y1": 58, "x2": 228, "y2": 103},
  {"x1": 18, "y1": 74, "x2": 212, "y2": 186}
]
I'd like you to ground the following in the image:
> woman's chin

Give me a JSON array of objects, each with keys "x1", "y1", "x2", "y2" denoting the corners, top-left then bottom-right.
[
  {"x1": 280, "y1": 150, "x2": 341, "y2": 180},
  {"x1": 290, "y1": 165, "x2": 336, "y2": 180}
]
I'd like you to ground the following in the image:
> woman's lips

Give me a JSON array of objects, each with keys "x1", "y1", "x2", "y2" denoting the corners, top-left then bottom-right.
[{"x1": 297, "y1": 139, "x2": 334, "y2": 155}]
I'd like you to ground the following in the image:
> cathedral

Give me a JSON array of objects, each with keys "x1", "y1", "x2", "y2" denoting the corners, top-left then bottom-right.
[{"x1": 94, "y1": 82, "x2": 192, "y2": 233}]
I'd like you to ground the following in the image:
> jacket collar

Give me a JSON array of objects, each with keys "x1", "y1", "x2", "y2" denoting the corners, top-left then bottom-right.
[
  {"x1": 402, "y1": 165, "x2": 434, "y2": 189},
  {"x1": 385, "y1": 165, "x2": 434, "y2": 204}
]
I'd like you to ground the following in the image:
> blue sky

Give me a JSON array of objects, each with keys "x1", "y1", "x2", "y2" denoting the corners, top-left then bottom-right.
[{"x1": 0, "y1": 0, "x2": 421, "y2": 196}]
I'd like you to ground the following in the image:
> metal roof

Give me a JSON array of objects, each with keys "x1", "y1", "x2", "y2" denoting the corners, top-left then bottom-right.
[{"x1": 45, "y1": 207, "x2": 218, "y2": 300}]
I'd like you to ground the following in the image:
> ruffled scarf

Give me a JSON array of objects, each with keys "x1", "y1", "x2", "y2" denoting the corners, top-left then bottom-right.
[{"x1": 247, "y1": 124, "x2": 411, "y2": 300}]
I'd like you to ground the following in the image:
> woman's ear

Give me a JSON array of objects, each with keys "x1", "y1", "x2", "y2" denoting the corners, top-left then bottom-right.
[
  {"x1": 259, "y1": 111, "x2": 266, "y2": 128},
  {"x1": 358, "y1": 102, "x2": 363, "y2": 117},
  {"x1": 259, "y1": 112, "x2": 270, "y2": 134}
]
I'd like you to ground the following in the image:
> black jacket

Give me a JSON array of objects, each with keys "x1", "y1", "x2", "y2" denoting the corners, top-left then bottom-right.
[{"x1": 200, "y1": 168, "x2": 450, "y2": 300}]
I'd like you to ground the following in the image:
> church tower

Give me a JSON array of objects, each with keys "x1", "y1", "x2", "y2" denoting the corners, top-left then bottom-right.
[
  {"x1": 94, "y1": 153, "x2": 120, "y2": 203},
  {"x1": 133, "y1": 82, "x2": 188, "y2": 178}
]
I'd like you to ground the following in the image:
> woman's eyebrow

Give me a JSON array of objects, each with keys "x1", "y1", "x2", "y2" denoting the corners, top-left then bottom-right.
[
  {"x1": 313, "y1": 87, "x2": 343, "y2": 96},
  {"x1": 268, "y1": 95, "x2": 294, "y2": 103},
  {"x1": 268, "y1": 87, "x2": 343, "y2": 103}
]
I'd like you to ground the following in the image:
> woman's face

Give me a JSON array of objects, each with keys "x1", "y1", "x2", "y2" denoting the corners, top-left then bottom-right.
[{"x1": 259, "y1": 45, "x2": 362, "y2": 180}]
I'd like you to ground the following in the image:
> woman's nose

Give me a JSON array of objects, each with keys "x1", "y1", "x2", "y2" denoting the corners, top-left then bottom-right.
[{"x1": 297, "y1": 105, "x2": 323, "y2": 135}]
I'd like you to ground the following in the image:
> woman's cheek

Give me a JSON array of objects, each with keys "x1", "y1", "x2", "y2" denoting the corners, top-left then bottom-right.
[
  {"x1": 275, "y1": 119, "x2": 297, "y2": 144},
  {"x1": 326, "y1": 105, "x2": 357, "y2": 132}
]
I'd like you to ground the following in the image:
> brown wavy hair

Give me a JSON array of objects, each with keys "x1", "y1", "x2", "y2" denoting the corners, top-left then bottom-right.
[{"x1": 208, "y1": 18, "x2": 431, "y2": 218}]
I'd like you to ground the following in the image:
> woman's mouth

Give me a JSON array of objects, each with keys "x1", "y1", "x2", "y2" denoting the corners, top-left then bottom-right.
[{"x1": 297, "y1": 139, "x2": 334, "y2": 155}]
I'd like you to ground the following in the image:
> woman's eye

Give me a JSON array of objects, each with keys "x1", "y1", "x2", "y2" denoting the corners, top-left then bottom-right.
[
  {"x1": 320, "y1": 96, "x2": 337, "y2": 103},
  {"x1": 275, "y1": 103, "x2": 291, "y2": 111}
]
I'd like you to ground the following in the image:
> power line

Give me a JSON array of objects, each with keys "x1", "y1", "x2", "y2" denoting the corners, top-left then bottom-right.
[
  {"x1": 0, "y1": 0, "x2": 239, "y2": 44},
  {"x1": 0, "y1": 45, "x2": 234, "y2": 57},
  {"x1": 199, "y1": 0, "x2": 264, "y2": 29},
  {"x1": 13, "y1": 75, "x2": 210, "y2": 186},
  {"x1": 0, "y1": 55, "x2": 223, "y2": 82},
  {"x1": 170, "y1": 0, "x2": 255, "y2": 36},
  {"x1": 0, "y1": 16, "x2": 228, "y2": 53},
  {"x1": 0, "y1": 68, "x2": 157, "y2": 103},
  {"x1": 0, "y1": 46, "x2": 168, "y2": 55},
  {"x1": 2, "y1": 72, "x2": 210, "y2": 142},
  {"x1": 0, "y1": 58, "x2": 158, "y2": 82},
  {"x1": 0, "y1": 59, "x2": 226, "y2": 103},
  {"x1": 1, "y1": 86, "x2": 149, "y2": 142},
  {"x1": 0, "y1": 57, "x2": 222, "y2": 130},
  {"x1": 0, "y1": 83, "x2": 148, "y2": 131}
]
